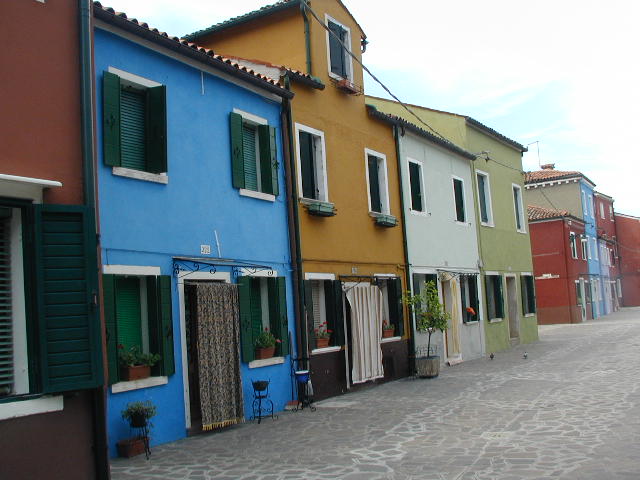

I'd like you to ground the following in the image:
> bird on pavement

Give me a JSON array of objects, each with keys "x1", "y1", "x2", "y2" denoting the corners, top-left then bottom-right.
[
  {"x1": 489, "y1": 353, "x2": 494, "y2": 360},
  {"x1": 523, "y1": 352, "x2": 528, "y2": 359}
]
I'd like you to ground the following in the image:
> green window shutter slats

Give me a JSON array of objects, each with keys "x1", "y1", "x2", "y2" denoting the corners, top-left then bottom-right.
[
  {"x1": 520, "y1": 276, "x2": 527, "y2": 316},
  {"x1": 485, "y1": 275, "x2": 495, "y2": 319},
  {"x1": 453, "y1": 178, "x2": 465, "y2": 222},
  {"x1": 103, "y1": 71, "x2": 121, "y2": 167},
  {"x1": 259, "y1": 125, "x2": 279, "y2": 196},
  {"x1": 368, "y1": 155, "x2": 382, "y2": 213},
  {"x1": 237, "y1": 276, "x2": 254, "y2": 362},
  {"x1": 303, "y1": 280, "x2": 316, "y2": 350},
  {"x1": 409, "y1": 162, "x2": 422, "y2": 211},
  {"x1": 0, "y1": 217, "x2": 12, "y2": 392},
  {"x1": 230, "y1": 112, "x2": 245, "y2": 189},
  {"x1": 115, "y1": 276, "x2": 142, "y2": 350},
  {"x1": 103, "y1": 274, "x2": 119, "y2": 385},
  {"x1": 299, "y1": 131, "x2": 317, "y2": 199},
  {"x1": 34, "y1": 205, "x2": 102, "y2": 393},
  {"x1": 495, "y1": 277, "x2": 504, "y2": 318},
  {"x1": 242, "y1": 124, "x2": 258, "y2": 191},
  {"x1": 326, "y1": 280, "x2": 344, "y2": 345},
  {"x1": 267, "y1": 277, "x2": 288, "y2": 356},
  {"x1": 478, "y1": 174, "x2": 488, "y2": 223},
  {"x1": 146, "y1": 85, "x2": 167, "y2": 173},
  {"x1": 120, "y1": 88, "x2": 147, "y2": 171},
  {"x1": 387, "y1": 278, "x2": 404, "y2": 337},
  {"x1": 328, "y1": 21, "x2": 347, "y2": 77},
  {"x1": 250, "y1": 278, "x2": 262, "y2": 339},
  {"x1": 158, "y1": 275, "x2": 174, "y2": 376}
]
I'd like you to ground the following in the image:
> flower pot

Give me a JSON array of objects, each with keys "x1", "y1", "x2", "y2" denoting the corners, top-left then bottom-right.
[
  {"x1": 252, "y1": 380, "x2": 269, "y2": 391},
  {"x1": 121, "y1": 365, "x2": 151, "y2": 381},
  {"x1": 382, "y1": 328, "x2": 395, "y2": 338},
  {"x1": 255, "y1": 346, "x2": 275, "y2": 360},
  {"x1": 415, "y1": 355, "x2": 440, "y2": 378},
  {"x1": 117, "y1": 437, "x2": 148, "y2": 458},
  {"x1": 315, "y1": 337, "x2": 330, "y2": 349},
  {"x1": 130, "y1": 412, "x2": 148, "y2": 429}
]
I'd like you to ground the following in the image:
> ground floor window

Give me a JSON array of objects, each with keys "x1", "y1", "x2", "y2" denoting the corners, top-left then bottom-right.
[
  {"x1": 376, "y1": 277, "x2": 404, "y2": 337},
  {"x1": 485, "y1": 274, "x2": 504, "y2": 320},
  {"x1": 460, "y1": 275, "x2": 479, "y2": 322},
  {"x1": 304, "y1": 279, "x2": 343, "y2": 349},
  {"x1": 520, "y1": 274, "x2": 536, "y2": 315}
]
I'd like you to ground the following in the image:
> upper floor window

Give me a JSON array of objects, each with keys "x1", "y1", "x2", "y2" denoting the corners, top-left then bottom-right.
[
  {"x1": 365, "y1": 149, "x2": 390, "y2": 214},
  {"x1": 581, "y1": 191, "x2": 587, "y2": 217},
  {"x1": 581, "y1": 237, "x2": 588, "y2": 260},
  {"x1": 408, "y1": 159, "x2": 425, "y2": 213},
  {"x1": 296, "y1": 124, "x2": 328, "y2": 202},
  {"x1": 569, "y1": 232, "x2": 578, "y2": 259},
  {"x1": 452, "y1": 177, "x2": 466, "y2": 223},
  {"x1": 609, "y1": 205, "x2": 614, "y2": 221},
  {"x1": 326, "y1": 16, "x2": 352, "y2": 80},
  {"x1": 588, "y1": 195, "x2": 594, "y2": 218},
  {"x1": 599, "y1": 202, "x2": 605, "y2": 219},
  {"x1": 476, "y1": 170, "x2": 493, "y2": 225},
  {"x1": 513, "y1": 184, "x2": 526, "y2": 232}
]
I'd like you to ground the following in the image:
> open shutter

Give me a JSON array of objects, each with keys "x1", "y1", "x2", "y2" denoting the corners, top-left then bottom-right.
[
  {"x1": 303, "y1": 280, "x2": 316, "y2": 350},
  {"x1": 484, "y1": 275, "x2": 493, "y2": 319},
  {"x1": 146, "y1": 85, "x2": 167, "y2": 173},
  {"x1": 34, "y1": 205, "x2": 102, "y2": 393},
  {"x1": 520, "y1": 275, "x2": 527, "y2": 316},
  {"x1": 325, "y1": 280, "x2": 344, "y2": 345},
  {"x1": 387, "y1": 278, "x2": 404, "y2": 337},
  {"x1": 368, "y1": 156, "x2": 382, "y2": 213},
  {"x1": 147, "y1": 275, "x2": 174, "y2": 376},
  {"x1": 259, "y1": 125, "x2": 278, "y2": 196},
  {"x1": 102, "y1": 274, "x2": 119, "y2": 384},
  {"x1": 230, "y1": 112, "x2": 245, "y2": 189},
  {"x1": 529, "y1": 278, "x2": 537, "y2": 314},
  {"x1": 299, "y1": 132, "x2": 317, "y2": 199},
  {"x1": 103, "y1": 71, "x2": 121, "y2": 167},
  {"x1": 328, "y1": 22, "x2": 346, "y2": 77},
  {"x1": 267, "y1": 277, "x2": 288, "y2": 356},
  {"x1": 496, "y1": 277, "x2": 504, "y2": 318},
  {"x1": 237, "y1": 276, "x2": 254, "y2": 362}
]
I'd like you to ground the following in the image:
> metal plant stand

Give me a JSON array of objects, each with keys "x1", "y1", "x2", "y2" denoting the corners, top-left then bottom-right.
[
  {"x1": 130, "y1": 415, "x2": 151, "y2": 460},
  {"x1": 291, "y1": 357, "x2": 316, "y2": 411},
  {"x1": 251, "y1": 380, "x2": 276, "y2": 423}
]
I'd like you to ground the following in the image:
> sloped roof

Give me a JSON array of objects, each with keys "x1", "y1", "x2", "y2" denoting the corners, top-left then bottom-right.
[
  {"x1": 222, "y1": 55, "x2": 325, "y2": 89},
  {"x1": 527, "y1": 204, "x2": 572, "y2": 222},
  {"x1": 524, "y1": 169, "x2": 595, "y2": 186},
  {"x1": 93, "y1": 2, "x2": 293, "y2": 99}
]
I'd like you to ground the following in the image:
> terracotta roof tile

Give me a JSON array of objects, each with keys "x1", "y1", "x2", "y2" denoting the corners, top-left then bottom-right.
[
  {"x1": 527, "y1": 204, "x2": 570, "y2": 221},
  {"x1": 524, "y1": 169, "x2": 583, "y2": 183}
]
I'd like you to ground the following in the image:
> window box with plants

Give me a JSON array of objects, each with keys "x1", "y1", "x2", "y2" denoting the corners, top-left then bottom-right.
[
  {"x1": 314, "y1": 322, "x2": 333, "y2": 349},
  {"x1": 382, "y1": 320, "x2": 395, "y2": 338},
  {"x1": 374, "y1": 214, "x2": 398, "y2": 228},
  {"x1": 254, "y1": 328, "x2": 282, "y2": 360},
  {"x1": 117, "y1": 400, "x2": 157, "y2": 459},
  {"x1": 118, "y1": 345, "x2": 161, "y2": 381},
  {"x1": 306, "y1": 200, "x2": 336, "y2": 217}
]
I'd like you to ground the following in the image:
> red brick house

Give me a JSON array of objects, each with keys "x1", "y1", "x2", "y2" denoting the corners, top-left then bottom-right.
[{"x1": 615, "y1": 213, "x2": 640, "y2": 307}]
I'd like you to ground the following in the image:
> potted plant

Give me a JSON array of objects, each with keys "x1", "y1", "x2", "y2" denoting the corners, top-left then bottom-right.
[
  {"x1": 118, "y1": 345, "x2": 161, "y2": 381},
  {"x1": 382, "y1": 320, "x2": 395, "y2": 338},
  {"x1": 403, "y1": 280, "x2": 449, "y2": 378},
  {"x1": 314, "y1": 322, "x2": 332, "y2": 349},
  {"x1": 117, "y1": 400, "x2": 157, "y2": 458},
  {"x1": 465, "y1": 306, "x2": 477, "y2": 322},
  {"x1": 254, "y1": 328, "x2": 281, "y2": 359}
]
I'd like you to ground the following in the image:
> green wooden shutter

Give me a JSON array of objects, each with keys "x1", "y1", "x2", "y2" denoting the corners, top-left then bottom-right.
[
  {"x1": 237, "y1": 276, "x2": 255, "y2": 362},
  {"x1": 484, "y1": 275, "x2": 493, "y2": 320},
  {"x1": 0, "y1": 213, "x2": 13, "y2": 393},
  {"x1": 325, "y1": 280, "x2": 344, "y2": 345},
  {"x1": 368, "y1": 155, "x2": 382, "y2": 213},
  {"x1": 115, "y1": 276, "x2": 142, "y2": 350},
  {"x1": 158, "y1": 275, "x2": 174, "y2": 376},
  {"x1": 477, "y1": 174, "x2": 488, "y2": 223},
  {"x1": 250, "y1": 278, "x2": 262, "y2": 339},
  {"x1": 520, "y1": 275, "x2": 527, "y2": 315},
  {"x1": 34, "y1": 205, "x2": 102, "y2": 393},
  {"x1": 453, "y1": 178, "x2": 465, "y2": 222},
  {"x1": 120, "y1": 88, "x2": 147, "y2": 171},
  {"x1": 259, "y1": 125, "x2": 278, "y2": 196},
  {"x1": 268, "y1": 277, "x2": 288, "y2": 356},
  {"x1": 299, "y1": 132, "x2": 317, "y2": 199},
  {"x1": 146, "y1": 85, "x2": 167, "y2": 174},
  {"x1": 529, "y1": 277, "x2": 537, "y2": 314},
  {"x1": 328, "y1": 21, "x2": 346, "y2": 77},
  {"x1": 387, "y1": 278, "x2": 404, "y2": 336},
  {"x1": 102, "y1": 274, "x2": 119, "y2": 384},
  {"x1": 230, "y1": 112, "x2": 245, "y2": 189},
  {"x1": 469, "y1": 275, "x2": 479, "y2": 318},
  {"x1": 303, "y1": 280, "x2": 316, "y2": 350},
  {"x1": 242, "y1": 124, "x2": 258, "y2": 191},
  {"x1": 495, "y1": 276, "x2": 504, "y2": 318},
  {"x1": 409, "y1": 162, "x2": 422, "y2": 211},
  {"x1": 103, "y1": 71, "x2": 121, "y2": 167}
]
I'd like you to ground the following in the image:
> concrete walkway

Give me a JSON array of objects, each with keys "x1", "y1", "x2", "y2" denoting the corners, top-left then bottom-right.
[{"x1": 111, "y1": 308, "x2": 640, "y2": 479}]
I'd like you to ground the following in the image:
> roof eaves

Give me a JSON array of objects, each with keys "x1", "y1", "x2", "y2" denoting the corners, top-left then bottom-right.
[
  {"x1": 465, "y1": 117, "x2": 527, "y2": 153},
  {"x1": 286, "y1": 70, "x2": 325, "y2": 89}
]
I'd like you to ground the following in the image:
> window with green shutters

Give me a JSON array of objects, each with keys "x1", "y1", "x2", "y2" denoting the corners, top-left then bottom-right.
[
  {"x1": 237, "y1": 276, "x2": 288, "y2": 363},
  {"x1": 408, "y1": 160, "x2": 424, "y2": 212},
  {"x1": 296, "y1": 124, "x2": 329, "y2": 203},
  {"x1": 513, "y1": 184, "x2": 526, "y2": 232},
  {"x1": 476, "y1": 171, "x2": 493, "y2": 225},
  {"x1": 327, "y1": 18, "x2": 351, "y2": 79},
  {"x1": 366, "y1": 150, "x2": 390, "y2": 215},
  {"x1": 453, "y1": 177, "x2": 466, "y2": 223},
  {"x1": 461, "y1": 275, "x2": 480, "y2": 323},
  {"x1": 485, "y1": 274, "x2": 504, "y2": 320},
  {"x1": 0, "y1": 210, "x2": 13, "y2": 396},
  {"x1": 229, "y1": 111, "x2": 279, "y2": 196},
  {"x1": 103, "y1": 273, "x2": 174, "y2": 384},
  {"x1": 378, "y1": 277, "x2": 404, "y2": 337},
  {"x1": 520, "y1": 275, "x2": 536, "y2": 315},
  {"x1": 102, "y1": 70, "x2": 167, "y2": 174},
  {"x1": 304, "y1": 279, "x2": 344, "y2": 349}
]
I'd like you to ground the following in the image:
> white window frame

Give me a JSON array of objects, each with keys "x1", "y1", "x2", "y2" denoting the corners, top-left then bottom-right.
[
  {"x1": 485, "y1": 271, "x2": 504, "y2": 322},
  {"x1": 581, "y1": 191, "x2": 587, "y2": 217},
  {"x1": 407, "y1": 157, "x2": 427, "y2": 215},
  {"x1": 599, "y1": 201, "x2": 605, "y2": 219},
  {"x1": 512, "y1": 183, "x2": 526, "y2": 233},
  {"x1": 325, "y1": 14, "x2": 353, "y2": 82},
  {"x1": 609, "y1": 205, "x2": 614, "y2": 221},
  {"x1": 452, "y1": 175, "x2": 467, "y2": 225},
  {"x1": 569, "y1": 232, "x2": 578, "y2": 259},
  {"x1": 364, "y1": 148, "x2": 390, "y2": 215},
  {"x1": 306, "y1": 272, "x2": 342, "y2": 354},
  {"x1": 588, "y1": 194, "x2": 594, "y2": 218},
  {"x1": 475, "y1": 169, "x2": 494, "y2": 227},
  {"x1": 295, "y1": 123, "x2": 329, "y2": 203},
  {"x1": 581, "y1": 237, "x2": 588, "y2": 260},
  {"x1": 592, "y1": 237, "x2": 598, "y2": 261},
  {"x1": 520, "y1": 272, "x2": 536, "y2": 317}
]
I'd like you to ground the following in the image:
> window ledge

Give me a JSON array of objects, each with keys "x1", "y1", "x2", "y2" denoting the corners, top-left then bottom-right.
[
  {"x1": 409, "y1": 209, "x2": 430, "y2": 217},
  {"x1": 380, "y1": 336, "x2": 401, "y2": 343},
  {"x1": 0, "y1": 395, "x2": 63, "y2": 421},
  {"x1": 303, "y1": 200, "x2": 336, "y2": 217},
  {"x1": 489, "y1": 318, "x2": 503, "y2": 324},
  {"x1": 480, "y1": 222, "x2": 495, "y2": 228},
  {"x1": 454, "y1": 221, "x2": 470, "y2": 227},
  {"x1": 524, "y1": 313, "x2": 536, "y2": 318},
  {"x1": 463, "y1": 321, "x2": 479, "y2": 326},
  {"x1": 248, "y1": 357, "x2": 285, "y2": 369},
  {"x1": 239, "y1": 189, "x2": 275, "y2": 202},
  {"x1": 516, "y1": 229, "x2": 528, "y2": 235},
  {"x1": 312, "y1": 346, "x2": 341, "y2": 355},
  {"x1": 112, "y1": 167, "x2": 168, "y2": 184},
  {"x1": 111, "y1": 376, "x2": 168, "y2": 394}
]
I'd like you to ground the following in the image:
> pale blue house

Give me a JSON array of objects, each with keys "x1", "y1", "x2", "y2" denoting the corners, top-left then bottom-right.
[{"x1": 93, "y1": 5, "x2": 296, "y2": 455}]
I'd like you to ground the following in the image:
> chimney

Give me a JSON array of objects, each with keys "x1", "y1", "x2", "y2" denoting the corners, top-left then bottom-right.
[{"x1": 541, "y1": 163, "x2": 555, "y2": 170}]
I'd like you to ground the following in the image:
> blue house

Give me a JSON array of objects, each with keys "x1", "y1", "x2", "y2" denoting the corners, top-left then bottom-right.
[
  {"x1": 579, "y1": 181, "x2": 603, "y2": 318},
  {"x1": 93, "y1": 4, "x2": 296, "y2": 455}
]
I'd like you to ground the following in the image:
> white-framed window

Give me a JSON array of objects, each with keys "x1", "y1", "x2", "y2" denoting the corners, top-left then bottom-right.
[
  {"x1": 617, "y1": 279, "x2": 622, "y2": 298},
  {"x1": 452, "y1": 176, "x2": 466, "y2": 223},
  {"x1": 304, "y1": 274, "x2": 343, "y2": 350},
  {"x1": 512, "y1": 184, "x2": 526, "y2": 232},
  {"x1": 581, "y1": 191, "x2": 587, "y2": 217},
  {"x1": 407, "y1": 158, "x2": 426, "y2": 213},
  {"x1": 484, "y1": 273, "x2": 504, "y2": 320},
  {"x1": 569, "y1": 232, "x2": 578, "y2": 259},
  {"x1": 460, "y1": 275, "x2": 480, "y2": 323},
  {"x1": 520, "y1": 273, "x2": 536, "y2": 316},
  {"x1": 581, "y1": 237, "x2": 588, "y2": 260},
  {"x1": 599, "y1": 201, "x2": 605, "y2": 219},
  {"x1": 609, "y1": 205, "x2": 614, "y2": 221},
  {"x1": 295, "y1": 123, "x2": 329, "y2": 202},
  {"x1": 588, "y1": 195, "x2": 594, "y2": 218},
  {"x1": 476, "y1": 170, "x2": 494, "y2": 226},
  {"x1": 325, "y1": 15, "x2": 353, "y2": 81},
  {"x1": 364, "y1": 149, "x2": 390, "y2": 215},
  {"x1": 592, "y1": 237, "x2": 598, "y2": 261}
]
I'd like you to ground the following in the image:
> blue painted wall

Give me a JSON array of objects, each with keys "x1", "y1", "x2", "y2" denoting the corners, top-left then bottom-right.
[
  {"x1": 94, "y1": 28, "x2": 296, "y2": 456},
  {"x1": 580, "y1": 182, "x2": 602, "y2": 318}
]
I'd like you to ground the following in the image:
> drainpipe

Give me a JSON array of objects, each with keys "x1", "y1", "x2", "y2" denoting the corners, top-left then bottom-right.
[
  {"x1": 393, "y1": 125, "x2": 414, "y2": 373},
  {"x1": 79, "y1": 1, "x2": 109, "y2": 478},
  {"x1": 468, "y1": 157, "x2": 486, "y2": 353},
  {"x1": 300, "y1": 3, "x2": 312, "y2": 75},
  {"x1": 282, "y1": 75, "x2": 306, "y2": 366}
]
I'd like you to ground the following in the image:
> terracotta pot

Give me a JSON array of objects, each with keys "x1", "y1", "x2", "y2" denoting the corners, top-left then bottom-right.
[
  {"x1": 121, "y1": 365, "x2": 151, "y2": 381},
  {"x1": 117, "y1": 437, "x2": 147, "y2": 458},
  {"x1": 255, "y1": 346, "x2": 275, "y2": 359},
  {"x1": 382, "y1": 328, "x2": 395, "y2": 338},
  {"x1": 315, "y1": 337, "x2": 330, "y2": 349}
]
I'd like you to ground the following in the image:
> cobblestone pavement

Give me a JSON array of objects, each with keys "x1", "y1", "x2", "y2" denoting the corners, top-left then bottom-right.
[{"x1": 111, "y1": 308, "x2": 640, "y2": 479}]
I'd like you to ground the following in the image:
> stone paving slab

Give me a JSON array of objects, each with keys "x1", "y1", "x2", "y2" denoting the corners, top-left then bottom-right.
[{"x1": 111, "y1": 308, "x2": 640, "y2": 479}]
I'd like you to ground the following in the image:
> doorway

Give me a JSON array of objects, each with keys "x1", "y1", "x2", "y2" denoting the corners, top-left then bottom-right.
[
  {"x1": 506, "y1": 276, "x2": 519, "y2": 343},
  {"x1": 576, "y1": 280, "x2": 587, "y2": 322},
  {"x1": 441, "y1": 277, "x2": 461, "y2": 363}
]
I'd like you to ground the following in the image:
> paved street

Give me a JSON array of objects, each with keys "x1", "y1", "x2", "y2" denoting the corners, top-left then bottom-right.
[{"x1": 111, "y1": 308, "x2": 640, "y2": 480}]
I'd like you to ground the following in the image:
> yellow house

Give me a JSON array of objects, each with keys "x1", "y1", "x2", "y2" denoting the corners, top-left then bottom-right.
[{"x1": 187, "y1": 0, "x2": 409, "y2": 400}]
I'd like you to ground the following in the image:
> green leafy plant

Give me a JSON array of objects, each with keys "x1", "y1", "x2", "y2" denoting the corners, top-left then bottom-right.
[
  {"x1": 315, "y1": 322, "x2": 332, "y2": 339},
  {"x1": 118, "y1": 345, "x2": 161, "y2": 368},
  {"x1": 121, "y1": 400, "x2": 157, "y2": 428},
  {"x1": 254, "y1": 328, "x2": 281, "y2": 348},
  {"x1": 382, "y1": 320, "x2": 394, "y2": 331},
  {"x1": 403, "y1": 280, "x2": 449, "y2": 358}
]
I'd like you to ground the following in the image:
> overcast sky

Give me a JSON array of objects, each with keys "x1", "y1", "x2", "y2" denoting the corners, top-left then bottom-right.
[{"x1": 102, "y1": 0, "x2": 640, "y2": 216}]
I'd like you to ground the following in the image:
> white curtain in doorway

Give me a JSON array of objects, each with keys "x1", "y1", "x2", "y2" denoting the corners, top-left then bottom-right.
[{"x1": 347, "y1": 284, "x2": 384, "y2": 384}]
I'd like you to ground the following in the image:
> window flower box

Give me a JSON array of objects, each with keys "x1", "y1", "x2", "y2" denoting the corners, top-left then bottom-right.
[
  {"x1": 374, "y1": 214, "x2": 397, "y2": 227},
  {"x1": 307, "y1": 201, "x2": 336, "y2": 217},
  {"x1": 335, "y1": 78, "x2": 361, "y2": 95}
]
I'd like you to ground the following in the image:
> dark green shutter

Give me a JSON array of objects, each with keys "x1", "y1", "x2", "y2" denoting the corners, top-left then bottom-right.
[
  {"x1": 120, "y1": 88, "x2": 147, "y2": 171},
  {"x1": 242, "y1": 124, "x2": 258, "y2": 191},
  {"x1": 325, "y1": 280, "x2": 344, "y2": 345},
  {"x1": 409, "y1": 162, "x2": 422, "y2": 211},
  {"x1": 146, "y1": 85, "x2": 167, "y2": 173},
  {"x1": 453, "y1": 178, "x2": 465, "y2": 222},
  {"x1": 328, "y1": 21, "x2": 347, "y2": 77},
  {"x1": 303, "y1": 280, "x2": 316, "y2": 350},
  {"x1": 520, "y1": 275, "x2": 527, "y2": 316},
  {"x1": 147, "y1": 275, "x2": 174, "y2": 376},
  {"x1": 250, "y1": 278, "x2": 262, "y2": 339},
  {"x1": 299, "y1": 131, "x2": 317, "y2": 199},
  {"x1": 268, "y1": 277, "x2": 288, "y2": 356},
  {"x1": 115, "y1": 276, "x2": 142, "y2": 350},
  {"x1": 529, "y1": 277, "x2": 537, "y2": 314},
  {"x1": 34, "y1": 205, "x2": 102, "y2": 393},
  {"x1": 368, "y1": 155, "x2": 382, "y2": 213},
  {"x1": 103, "y1": 274, "x2": 119, "y2": 384},
  {"x1": 237, "y1": 276, "x2": 254, "y2": 362},
  {"x1": 0, "y1": 213, "x2": 13, "y2": 393},
  {"x1": 387, "y1": 278, "x2": 404, "y2": 336},
  {"x1": 103, "y1": 71, "x2": 121, "y2": 167},
  {"x1": 259, "y1": 125, "x2": 278, "y2": 196},
  {"x1": 469, "y1": 276, "x2": 479, "y2": 318},
  {"x1": 230, "y1": 112, "x2": 245, "y2": 189},
  {"x1": 477, "y1": 174, "x2": 488, "y2": 223},
  {"x1": 484, "y1": 275, "x2": 494, "y2": 320},
  {"x1": 495, "y1": 276, "x2": 504, "y2": 318}
]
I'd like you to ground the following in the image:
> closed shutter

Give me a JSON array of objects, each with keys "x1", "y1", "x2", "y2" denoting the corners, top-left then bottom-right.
[
  {"x1": 115, "y1": 276, "x2": 142, "y2": 350},
  {"x1": 103, "y1": 274, "x2": 119, "y2": 384},
  {"x1": 267, "y1": 277, "x2": 288, "y2": 356},
  {"x1": 484, "y1": 275, "x2": 494, "y2": 319},
  {"x1": 453, "y1": 178, "x2": 465, "y2": 222},
  {"x1": 478, "y1": 174, "x2": 488, "y2": 223},
  {"x1": 34, "y1": 205, "x2": 102, "y2": 393},
  {"x1": 299, "y1": 132, "x2": 317, "y2": 199},
  {"x1": 229, "y1": 112, "x2": 245, "y2": 189},
  {"x1": 303, "y1": 280, "x2": 316, "y2": 350},
  {"x1": 259, "y1": 125, "x2": 278, "y2": 196},
  {"x1": 103, "y1": 71, "x2": 121, "y2": 167},
  {"x1": 387, "y1": 278, "x2": 404, "y2": 337},
  {"x1": 242, "y1": 124, "x2": 258, "y2": 191},
  {"x1": 368, "y1": 155, "x2": 382, "y2": 213},
  {"x1": 120, "y1": 87, "x2": 147, "y2": 171},
  {"x1": 237, "y1": 276, "x2": 255, "y2": 362},
  {"x1": 147, "y1": 275, "x2": 175, "y2": 376},
  {"x1": 469, "y1": 276, "x2": 479, "y2": 318},
  {"x1": 0, "y1": 213, "x2": 12, "y2": 394},
  {"x1": 495, "y1": 276, "x2": 504, "y2": 318},
  {"x1": 325, "y1": 280, "x2": 344, "y2": 345},
  {"x1": 409, "y1": 162, "x2": 422, "y2": 211},
  {"x1": 146, "y1": 85, "x2": 167, "y2": 174},
  {"x1": 328, "y1": 21, "x2": 346, "y2": 77}
]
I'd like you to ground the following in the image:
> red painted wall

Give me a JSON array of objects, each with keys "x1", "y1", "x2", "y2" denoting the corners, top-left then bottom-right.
[{"x1": 616, "y1": 214, "x2": 640, "y2": 306}]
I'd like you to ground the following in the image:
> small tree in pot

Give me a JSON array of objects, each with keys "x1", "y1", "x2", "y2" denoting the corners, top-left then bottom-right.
[
  {"x1": 403, "y1": 280, "x2": 449, "y2": 378},
  {"x1": 118, "y1": 400, "x2": 157, "y2": 458}
]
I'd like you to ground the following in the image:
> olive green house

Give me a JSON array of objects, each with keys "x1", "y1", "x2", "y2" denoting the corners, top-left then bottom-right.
[{"x1": 366, "y1": 97, "x2": 538, "y2": 353}]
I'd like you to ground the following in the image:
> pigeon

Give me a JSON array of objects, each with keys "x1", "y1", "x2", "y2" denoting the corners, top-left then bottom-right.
[
  {"x1": 489, "y1": 353, "x2": 494, "y2": 360},
  {"x1": 523, "y1": 352, "x2": 528, "y2": 359}
]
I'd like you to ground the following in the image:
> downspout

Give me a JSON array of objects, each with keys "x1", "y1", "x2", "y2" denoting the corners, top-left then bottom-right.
[
  {"x1": 468, "y1": 157, "x2": 485, "y2": 353},
  {"x1": 79, "y1": 1, "x2": 109, "y2": 478},
  {"x1": 283, "y1": 75, "x2": 306, "y2": 365},
  {"x1": 300, "y1": 2, "x2": 312, "y2": 75},
  {"x1": 393, "y1": 125, "x2": 414, "y2": 374}
]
